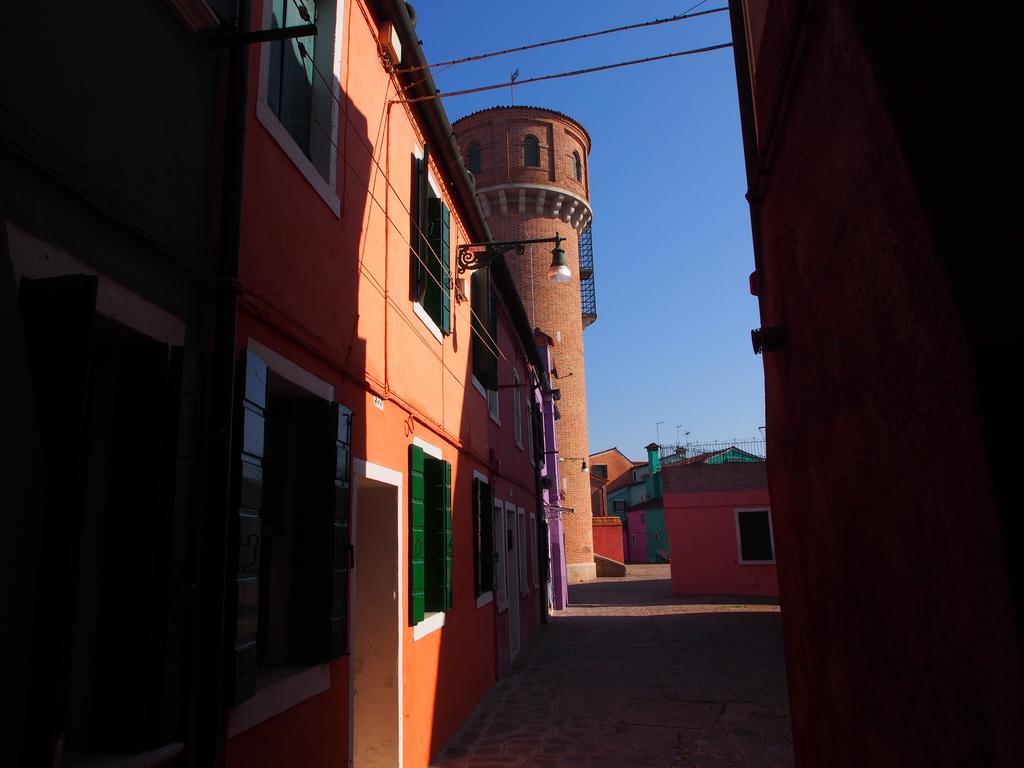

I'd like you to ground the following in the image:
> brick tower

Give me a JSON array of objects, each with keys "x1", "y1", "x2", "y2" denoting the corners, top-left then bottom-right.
[{"x1": 454, "y1": 106, "x2": 598, "y2": 582}]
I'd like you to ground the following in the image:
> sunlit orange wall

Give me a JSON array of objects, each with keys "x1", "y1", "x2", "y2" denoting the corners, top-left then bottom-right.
[{"x1": 225, "y1": 1, "x2": 542, "y2": 766}]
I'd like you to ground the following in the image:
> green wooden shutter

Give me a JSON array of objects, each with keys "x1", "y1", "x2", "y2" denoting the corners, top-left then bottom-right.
[
  {"x1": 230, "y1": 350, "x2": 267, "y2": 706},
  {"x1": 439, "y1": 202, "x2": 451, "y2": 335},
  {"x1": 411, "y1": 151, "x2": 428, "y2": 302},
  {"x1": 424, "y1": 456, "x2": 444, "y2": 613},
  {"x1": 443, "y1": 460, "x2": 453, "y2": 610},
  {"x1": 484, "y1": 276, "x2": 499, "y2": 390},
  {"x1": 472, "y1": 478, "x2": 482, "y2": 596},
  {"x1": 409, "y1": 444, "x2": 426, "y2": 624},
  {"x1": 328, "y1": 402, "x2": 352, "y2": 657},
  {"x1": 425, "y1": 197, "x2": 441, "y2": 325},
  {"x1": 480, "y1": 480, "x2": 494, "y2": 593}
]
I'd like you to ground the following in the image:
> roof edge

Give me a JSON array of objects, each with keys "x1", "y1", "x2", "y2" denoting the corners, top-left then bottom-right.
[
  {"x1": 382, "y1": 1, "x2": 545, "y2": 376},
  {"x1": 453, "y1": 105, "x2": 592, "y2": 151}
]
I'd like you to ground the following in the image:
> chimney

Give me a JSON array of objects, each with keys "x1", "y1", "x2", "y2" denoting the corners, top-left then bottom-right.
[{"x1": 645, "y1": 442, "x2": 660, "y2": 474}]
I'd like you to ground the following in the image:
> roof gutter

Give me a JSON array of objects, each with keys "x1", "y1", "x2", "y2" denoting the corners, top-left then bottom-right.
[{"x1": 380, "y1": 0, "x2": 545, "y2": 375}]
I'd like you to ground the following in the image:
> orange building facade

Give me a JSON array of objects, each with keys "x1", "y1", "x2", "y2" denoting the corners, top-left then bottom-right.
[{"x1": 218, "y1": 2, "x2": 548, "y2": 766}]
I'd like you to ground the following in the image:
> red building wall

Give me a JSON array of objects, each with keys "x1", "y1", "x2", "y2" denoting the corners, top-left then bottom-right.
[
  {"x1": 591, "y1": 516, "x2": 624, "y2": 563},
  {"x1": 664, "y1": 489, "x2": 776, "y2": 597},
  {"x1": 732, "y1": 1, "x2": 1024, "y2": 764}
]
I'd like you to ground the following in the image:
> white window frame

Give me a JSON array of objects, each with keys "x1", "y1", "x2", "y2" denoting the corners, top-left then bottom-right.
[
  {"x1": 734, "y1": 507, "x2": 776, "y2": 565},
  {"x1": 227, "y1": 339, "x2": 336, "y2": 735},
  {"x1": 412, "y1": 436, "x2": 447, "y2": 640},
  {"x1": 469, "y1": 270, "x2": 500, "y2": 421},
  {"x1": 487, "y1": 387, "x2": 501, "y2": 424},
  {"x1": 513, "y1": 369, "x2": 523, "y2": 448},
  {"x1": 256, "y1": 0, "x2": 343, "y2": 216},
  {"x1": 411, "y1": 145, "x2": 446, "y2": 344},
  {"x1": 473, "y1": 470, "x2": 494, "y2": 608}
]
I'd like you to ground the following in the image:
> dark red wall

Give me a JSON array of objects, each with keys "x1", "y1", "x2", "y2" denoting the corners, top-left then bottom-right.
[
  {"x1": 736, "y1": 1, "x2": 1024, "y2": 765},
  {"x1": 592, "y1": 517, "x2": 624, "y2": 563}
]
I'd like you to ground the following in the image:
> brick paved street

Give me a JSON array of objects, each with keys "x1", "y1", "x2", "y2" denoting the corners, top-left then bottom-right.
[{"x1": 432, "y1": 565, "x2": 792, "y2": 768}]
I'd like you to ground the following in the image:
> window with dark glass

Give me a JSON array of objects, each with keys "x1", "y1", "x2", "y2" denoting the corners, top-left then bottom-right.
[
  {"x1": 737, "y1": 509, "x2": 774, "y2": 562},
  {"x1": 267, "y1": 0, "x2": 336, "y2": 180},
  {"x1": 524, "y1": 135, "x2": 540, "y2": 167},
  {"x1": 411, "y1": 150, "x2": 451, "y2": 335},
  {"x1": 472, "y1": 478, "x2": 495, "y2": 596},
  {"x1": 467, "y1": 143, "x2": 481, "y2": 173},
  {"x1": 471, "y1": 268, "x2": 499, "y2": 394},
  {"x1": 572, "y1": 151, "x2": 582, "y2": 180},
  {"x1": 229, "y1": 355, "x2": 352, "y2": 706}
]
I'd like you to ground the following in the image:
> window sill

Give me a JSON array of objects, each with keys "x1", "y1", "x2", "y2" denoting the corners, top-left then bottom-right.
[
  {"x1": 471, "y1": 376, "x2": 487, "y2": 400},
  {"x1": 476, "y1": 590, "x2": 494, "y2": 608},
  {"x1": 413, "y1": 301, "x2": 444, "y2": 344},
  {"x1": 738, "y1": 560, "x2": 776, "y2": 565},
  {"x1": 488, "y1": 409, "x2": 501, "y2": 426},
  {"x1": 413, "y1": 610, "x2": 445, "y2": 641},
  {"x1": 226, "y1": 663, "x2": 331, "y2": 738},
  {"x1": 496, "y1": 599, "x2": 509, "y2": 613},
  {"x1": 256, "y1": 99, "x2": 341, "y2": 217}
]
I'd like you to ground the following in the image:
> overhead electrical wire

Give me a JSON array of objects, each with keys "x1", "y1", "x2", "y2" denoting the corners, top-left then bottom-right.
[
  {"x1": 283, "y1": 0, "x2": 507, "y2": 361},
  {"x1": 289, "y1": 38, "x2": 508, "y2": 363},
  {"x1": 395, "y1": 42, "x2": 734, "y2": 103},
  {"x1": 396, "y1": 5, "x2": 728, "y2": 73}
]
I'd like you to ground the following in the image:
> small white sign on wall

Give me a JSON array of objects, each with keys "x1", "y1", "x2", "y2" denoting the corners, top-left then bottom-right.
[{"x1": 372, "y1": 395, "x2": 384, "y2": 411}]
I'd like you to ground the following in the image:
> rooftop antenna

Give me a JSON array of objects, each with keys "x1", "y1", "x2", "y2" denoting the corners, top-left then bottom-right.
[
  {"x1": 510, "y1": 68, "x2": 519, "y2": 105},
  {"x1": 675, "y1": 424, "x2": 683, "y2": 445},
  {"x1": 656, "y1": 421, "x2": 664, "y2": 445}
]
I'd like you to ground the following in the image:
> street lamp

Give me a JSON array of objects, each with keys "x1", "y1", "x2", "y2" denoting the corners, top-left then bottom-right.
[
  {"x1": 557, "y1": 456, "x2": 589, "y2": 473},
  {"x1": 457, "y1": 233, "x2": 570, "y2": 283}
]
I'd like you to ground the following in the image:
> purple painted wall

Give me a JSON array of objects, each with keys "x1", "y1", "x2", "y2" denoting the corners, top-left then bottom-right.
[{"x1": 536, "y1": 332, "x2": 568, "y2": 610}]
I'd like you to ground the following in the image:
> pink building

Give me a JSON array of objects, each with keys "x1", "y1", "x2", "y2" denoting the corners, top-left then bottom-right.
[{"x1": 663, "y1": 461, "x2": 776, "y2": 597}]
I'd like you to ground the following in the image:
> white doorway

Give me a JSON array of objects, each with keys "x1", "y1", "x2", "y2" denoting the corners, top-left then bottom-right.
[
  {"x1": 351, "y1": 464, "x2": 402, "y2": 768},
  {"x1": 505, "y1": 502, "x2": 521, "y2": 659}
]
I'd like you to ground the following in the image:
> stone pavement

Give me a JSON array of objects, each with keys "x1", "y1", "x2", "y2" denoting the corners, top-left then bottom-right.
[{"x1": 432, "y1": 565, "x2": 793, "y2": 768}]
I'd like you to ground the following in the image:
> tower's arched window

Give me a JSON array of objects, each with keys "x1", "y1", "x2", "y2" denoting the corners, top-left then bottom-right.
[
  {"x1": 524, "y1": 135, "x2": 540, "y2": 167},
  {"x1": 467, "y1": 143, "x2": 481, "y2": 173},
  {"x1": 572, "y1": 151, "x2": 582, "y2": 181}
]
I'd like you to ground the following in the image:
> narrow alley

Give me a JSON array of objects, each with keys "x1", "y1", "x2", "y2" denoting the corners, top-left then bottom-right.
[{"x1": 433, "y1": 566, "x2": 792, "y2": 768}]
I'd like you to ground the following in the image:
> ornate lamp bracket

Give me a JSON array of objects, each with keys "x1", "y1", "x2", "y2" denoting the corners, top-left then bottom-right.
[{"x1": 456, "y1": 234, "x2": 564, "y2": 275}]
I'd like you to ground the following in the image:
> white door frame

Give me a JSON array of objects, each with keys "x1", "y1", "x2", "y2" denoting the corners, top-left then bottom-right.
[
  {"x1": 505, "y1": 501, "x2": 521, "y2": 659},
  {"x1": 350, "y1": 459, "x2": 404, "y2": 768}
]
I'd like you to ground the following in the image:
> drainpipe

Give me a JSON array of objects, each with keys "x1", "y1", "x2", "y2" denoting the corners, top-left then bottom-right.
[{"x1": 196, "y1": 0, "x2": 250, "y2": 762}]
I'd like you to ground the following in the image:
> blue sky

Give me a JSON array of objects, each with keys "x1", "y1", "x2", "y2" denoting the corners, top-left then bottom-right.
[{"x1": 416, "y1": 1, "x2": 765, "y2": 461}]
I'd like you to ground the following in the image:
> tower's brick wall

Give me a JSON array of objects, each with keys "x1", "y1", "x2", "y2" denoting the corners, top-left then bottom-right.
[{"x1": 455, "y1": 106, "x2": 596, "y2": 581}]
